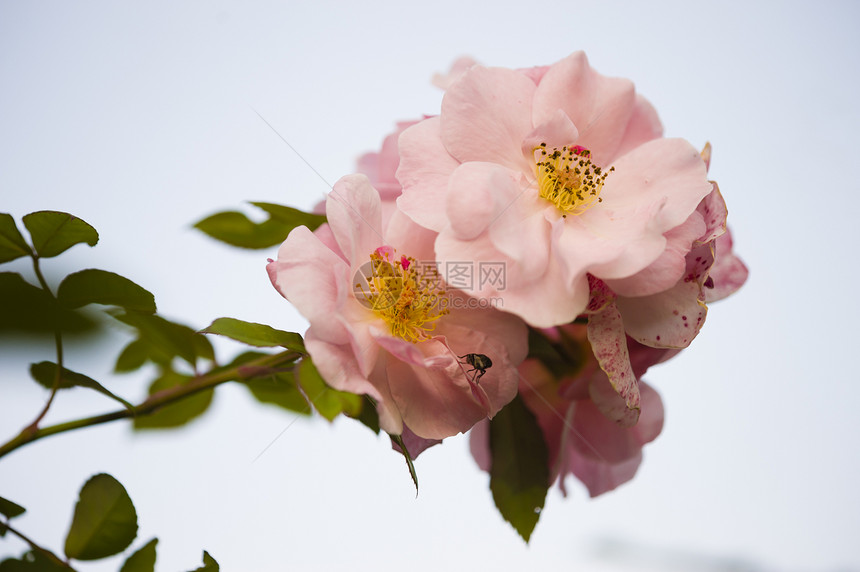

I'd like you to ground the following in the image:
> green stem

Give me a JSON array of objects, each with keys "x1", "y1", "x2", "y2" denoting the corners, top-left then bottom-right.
[
  {"x1": 0, "y1": 350, "x2": 301, "y2": 461},
  {"x1": 2, "y1": 519, "x2": 74, "y2": 569},
  {"x1": 26, "y1": 255, "x2": 64, "y2": 431}
]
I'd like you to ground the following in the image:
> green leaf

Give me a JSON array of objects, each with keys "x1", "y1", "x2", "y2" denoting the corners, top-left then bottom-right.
[
  {"x1": 114, "y1": 340, "x2": 149, "y2": 373},
  {"x1": 0, "y1": 213, "x2": 32, "y2": 263},
  {"x1": 113, "y1": 312, "x2": 212, "y2": 367},
  {"x1": 29, "y1": 362, "x2": 134, "y2": 412},
  {"x1": 133, "y1": 370, "x2": 213, "y2": 429},
  {"x1": 0, "y1": 272, "x2": 96, "y2": 333},
  {"x1": 119, "y1": 538, "x2": 157, "y2": 572},
  {"x1": 194, "y1": 202, "x2": 325, "y2": 249},
  {"x1": 188, "y1": 551, "x2": 219, "y2": 572},
  {"x1": 389, "y1": 434, "x2": 418, "y2": 496},
  {"x1": 211, "y1": 351, "x2": 308, "y2": 413},
  {"x1": 0, "y1": 496, "x2": 26, "y2": 519},
  {"x1": 349, "y1": 397, "x2": 380, "y2": 434},
  {"x1": 22, "y1": 211, "x2": 98, "y2": 259},
  {"x1": 489, "y1": 394, "x2": 550, "y2": 543},
  {"x1": 200, "y1": 317, "x2": 305, "y2": 352},
  {"x1": 296, "y1": 358, "x2": 361, "y2": 421},
  {"x1": 57, "y1": 270, "x2": 156, "y2": 313},
  {"x1": 250, "y1": 202, "x2": 326, "y2": 230},
  {"x1": 64, "y1": 474, "x2": 138, "y2": 561}
]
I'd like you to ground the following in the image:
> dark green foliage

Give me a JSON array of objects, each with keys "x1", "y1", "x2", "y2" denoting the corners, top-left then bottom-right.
[
  {"x1": 489, "y1": 395, "x2": 550, "y2": 543},
  {"x1": 194, "y1": 202, "x2": 325, "y2": 249}
]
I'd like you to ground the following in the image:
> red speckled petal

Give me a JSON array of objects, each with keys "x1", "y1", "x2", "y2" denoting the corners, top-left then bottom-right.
[
  {"x1": 586, "y1": 304, "x2": 640, "y2": 423},
  {"x1": 617, "y1": 243, "x2": 713, "y2": 348}
]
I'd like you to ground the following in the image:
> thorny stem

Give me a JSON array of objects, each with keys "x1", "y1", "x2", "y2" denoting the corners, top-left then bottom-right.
[{"x1": 0, "y1": 350, "x2": 302, "y2": 461}]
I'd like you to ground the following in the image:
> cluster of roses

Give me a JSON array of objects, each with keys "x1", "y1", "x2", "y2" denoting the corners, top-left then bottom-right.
[{"x1": 267, "y1": 52, "x2": 747, "y2": 497}]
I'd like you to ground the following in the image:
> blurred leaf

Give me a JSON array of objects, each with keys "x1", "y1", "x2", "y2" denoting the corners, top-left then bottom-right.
[
  {"x1": 0, "y1": 272, "x2": 96, "y2": 333},
  {"x1": 215, "y1": 351, "x2": 308, "y2": 413},
  {"x1": 296, "y1": 358, "x2": 361, "y2": 421},
  {"x1": 133, "y1": 370, "x2": 213, "y2": 429},
  {"x1": 526, "y1": 326, "x2": 587, "y2": 380},
  {"x1": 22, "y1": 211, "x2": 97, "y2": 259},
  {"x1": 114, "y1": 340, "x2": 149, "y2": 373},
  {"x1": 119, "y1": 538, "x2": 157, "y2": 572},
  {"x1": 489, "y1": 394, "x2": 549, "y2": 543},
  {"x1": 349, "y1": 397, "x2": 380, "y2": 434},
  {"x1": 113, "y1": 312, "x2": 212, "y2": 367},
  {"x1": 64, "y1": 474, "x2": 138, "y2": 561},
  {"x1": 58, "y1": 270, "x2": 155, "y2": 313},
  {"x1": 244, "y1": 373, "x2": 309, "y2": 413},
  {"x1": 0, "y1": 550, "x2": 73, "y2": 571},
  {"x1": 250, "y1": 202, "x2": 325, "y2": 230},
  {"x1": 200, "y1": 317, "x2": 305, "y2": 352},
  {"x1": 188, "y1": 551, "x2": 218, "y2": 572},
  {"x1": 29, "y1": 362, "x2": 133, "y2": 412},
  {"x1": 0, "y1": 213, "x2": 31, "y2": 263},
  {"x1": 0, "y1": 496, "x2": 25, "y2": 519},
  {"x1": 194, "y1": 202, "x2": 324, "y2": 249}
]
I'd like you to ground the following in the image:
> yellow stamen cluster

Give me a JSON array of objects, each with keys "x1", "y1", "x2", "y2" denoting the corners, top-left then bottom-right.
[
  {"x1": 535, "y1": 143, "x2": 614, "y2": 216},
  {"x1": 355, "y1": 249, "x2": 449, "y2": 343}
]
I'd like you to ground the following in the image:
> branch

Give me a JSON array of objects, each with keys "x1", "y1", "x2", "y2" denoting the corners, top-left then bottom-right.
[{"x1": 0, "y1": 350, "x2": 302, "y2": 460}]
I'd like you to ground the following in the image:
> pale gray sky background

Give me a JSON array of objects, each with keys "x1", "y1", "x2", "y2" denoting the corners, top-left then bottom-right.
[{"x1": 1, "y1": 1, "x2": 859, "y2": 570}]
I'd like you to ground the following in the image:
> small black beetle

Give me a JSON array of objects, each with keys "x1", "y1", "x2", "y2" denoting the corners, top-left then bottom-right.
[{"x1": 458, "y1": 353, "x2": 493, "y2": 384}]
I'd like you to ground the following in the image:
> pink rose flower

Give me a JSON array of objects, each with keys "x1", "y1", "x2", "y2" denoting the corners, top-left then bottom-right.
[
  {"x1": 397, "y1": 51, "x2": 714, "y2": 328},
  {"x1": 267, "y1": 174, "x2": 528, "y2": 441},
  {"x1": 582, "y1": 166, "x2": 747, "y2": 426},
  {"x1": 470, "y1": 324, "x2": 668, "y2": 497}
]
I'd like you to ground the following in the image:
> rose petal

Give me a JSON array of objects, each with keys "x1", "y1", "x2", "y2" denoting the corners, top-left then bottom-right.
[
  {"x1": 397, "y1": 117, "x2": 462, "y2": 231},
  {"x1": 706, "y1": 229, "x2": 749, "y2": 302},
  {"x1": 616, "y1": 243, "x2": 713, "y2": 348},
  {"x1": 532, "y1": 51, "x2": 636, "y2": 164},
  {"x1": 586, "y1": 303, "x2": 640, "y2": 423},
  {"x1": 583, "y1": 137, "x2": 713, "y2": 280},
  {"x1": 267, "y1": 226, "x2": 351, "y2": 345},
  {"x1": 326, "y1": 174, "x2": 384, "y2": 266},
  {"x1": 614, "y1": 94, "x2": 664, "y2": 158},
  {"x1": 566, "y1": 447, "x2": 643, "y2": 498},
  {"x1": 432, "y1": 56, "x2": 478, "y2": 90},
  {"x1": 694, "y1": 182, "x2": 728, "y2": 246},
  {"x1": 605, "y1": 209, "x2": 706, "y2": 297},
  {"x1": 440, "y1": 65, "x2": 536, "y2": 171}
]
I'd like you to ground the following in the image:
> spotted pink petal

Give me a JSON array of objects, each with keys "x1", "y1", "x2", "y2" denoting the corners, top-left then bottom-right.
[
  {"x1": 616, "y1": 242, "x2": 713, "y2": 348},
  {"x1": 586, "y1": 303, "x2": 640, "y2": 425},
  {"x1": 706, "y1": 229, "x2": 749, "y2": 302},
  {"x1": 694, "y1": 182, "x2": 729, "y2": 246}
]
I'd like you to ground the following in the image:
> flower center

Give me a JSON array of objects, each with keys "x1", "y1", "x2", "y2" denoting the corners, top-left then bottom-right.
[
  {"x1": 534, "y1": 143, "x2": 614, "y2": 216},
  {"x1": 354, "y1": 246, "x2": 449, "y2": 343}
]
